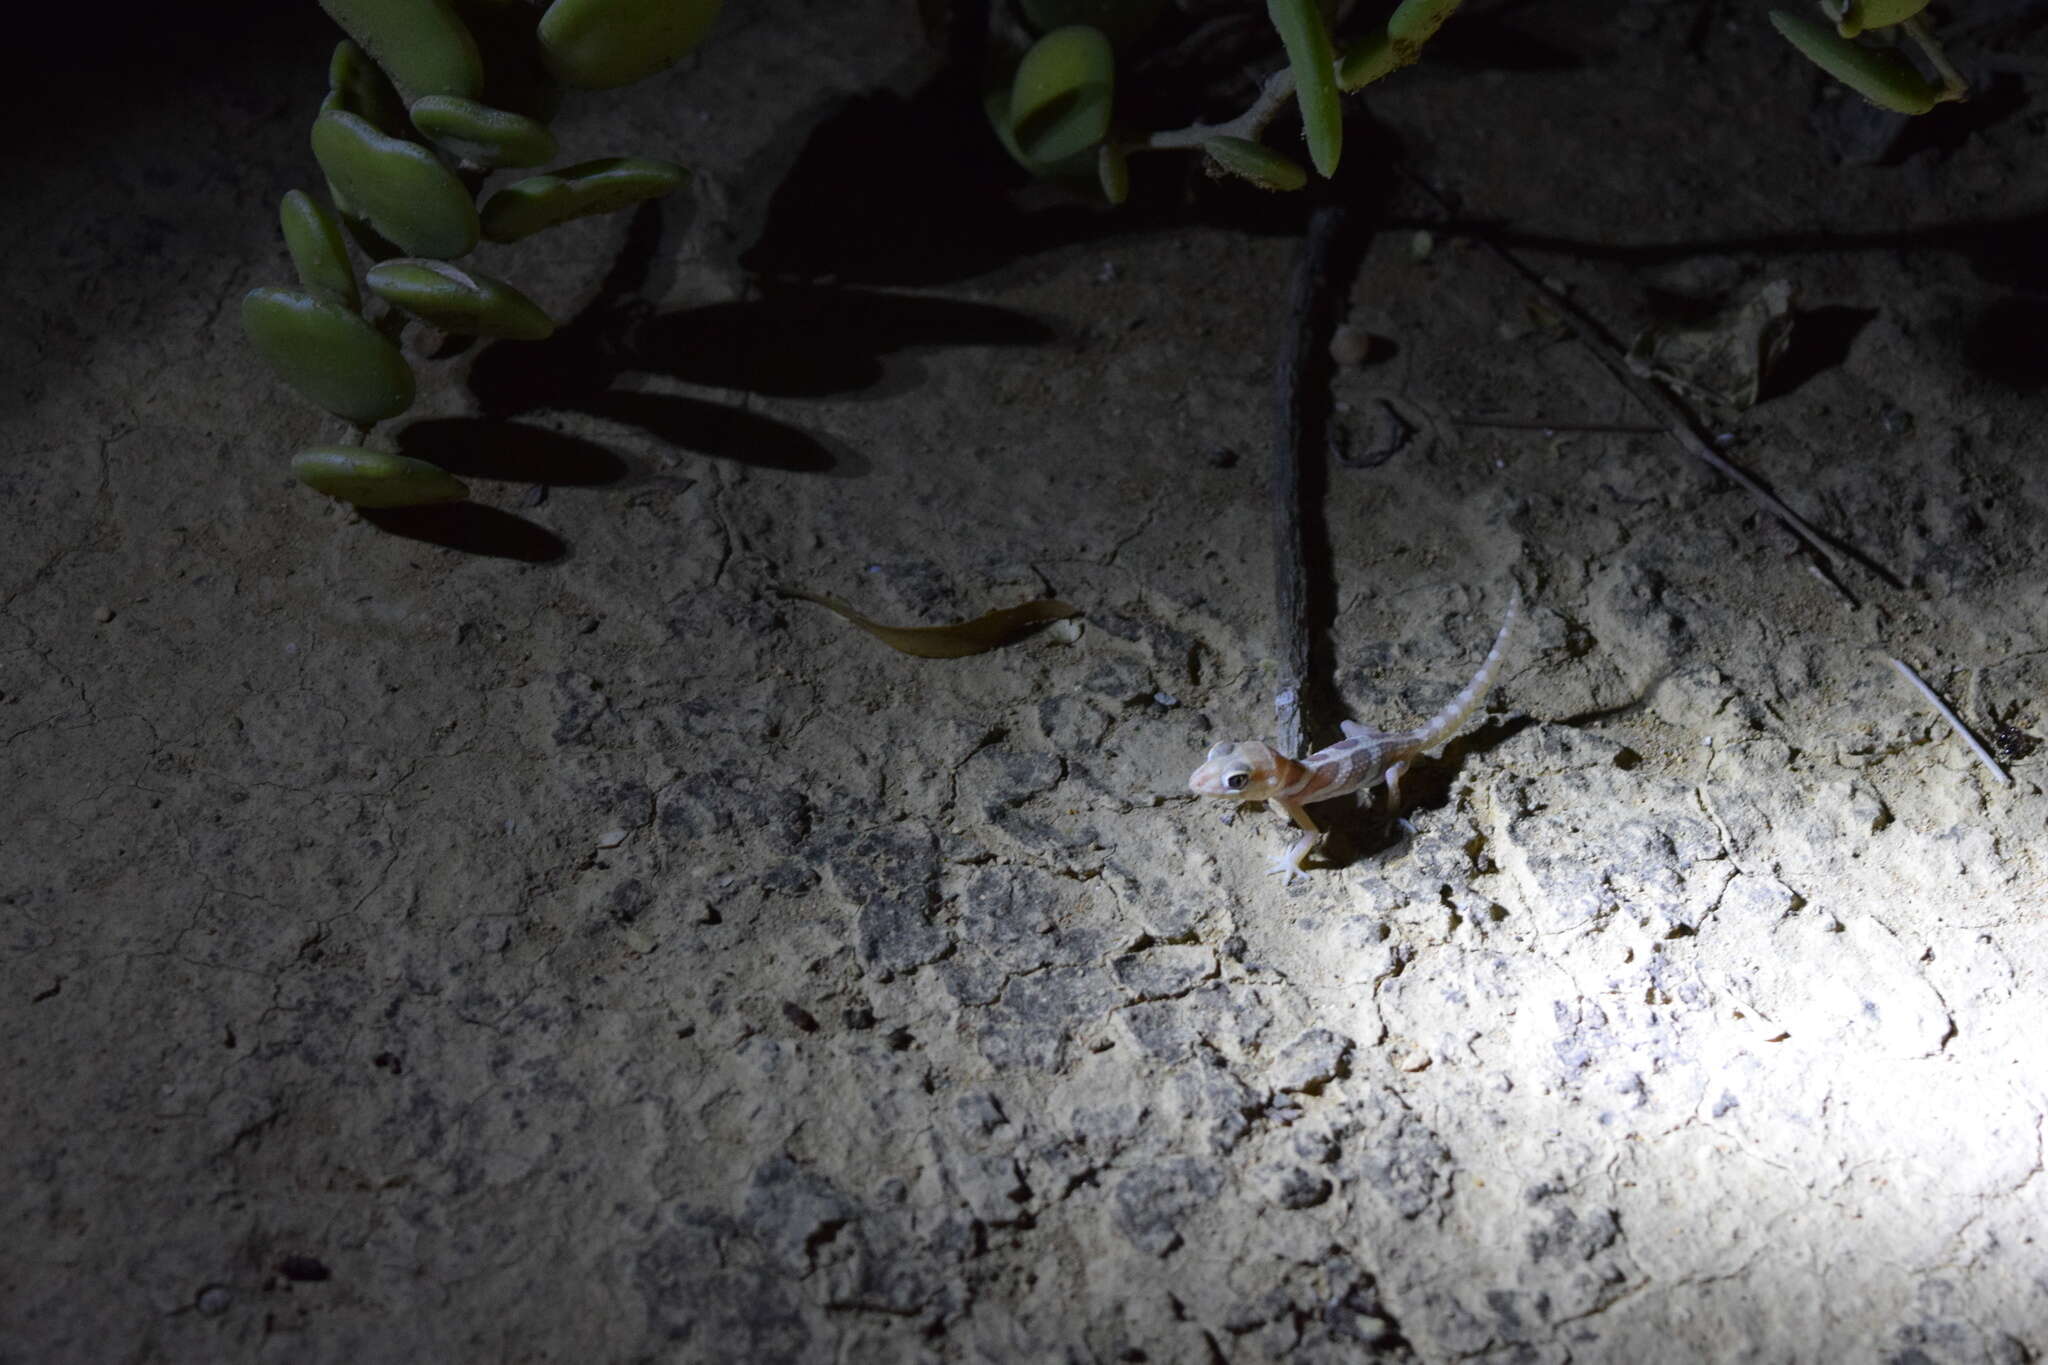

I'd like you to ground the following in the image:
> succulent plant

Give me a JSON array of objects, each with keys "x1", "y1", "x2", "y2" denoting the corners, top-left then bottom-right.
[
  {"x1": 989, "y1": 0, "x2": 1465, "y2": 197},
  {"x1": 245, "y1": 0, "x2": 719, "y2": 509},
  {"x1": 989, "y1": 0, "x2": 1970, "y2": 207},
  {"x1": 1769, "y1": 3, "x2": 1967, "y2": 115}
]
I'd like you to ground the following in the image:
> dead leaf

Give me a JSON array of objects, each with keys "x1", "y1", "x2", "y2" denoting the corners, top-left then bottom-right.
[
  {"x1": 1627, "y1": 279, "x2": 1795, "y2": 411},
  {"x1": 779, "y1": 588, "x2": 1081, "y2": 658}
]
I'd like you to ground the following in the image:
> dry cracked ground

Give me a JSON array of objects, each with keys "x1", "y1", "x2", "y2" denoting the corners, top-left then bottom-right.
[{"x1": 4, "y1": 0, "x2": 2047, "y2": 1361}]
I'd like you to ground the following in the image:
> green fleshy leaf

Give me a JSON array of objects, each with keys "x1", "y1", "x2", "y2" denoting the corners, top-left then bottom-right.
[
  {"x1": 478, "y1": 156, "x2": 688, "y2": 243},
  {"x1": 1203, "y1": 136, "x2": 1307, "y2": 192},
  {"x1": 410, "y1": 95, "x2": 558, "y2": 168},
  {"x1": 324, "y1": 178, "x2": 407, "y2": 264},
  {"x1": 293, "y1": 446, "x2": 468, "y2": 507},
  {"x1": 279, "y1": 190, "x2": 358, "y2": 309},
  {"x1": 1337, "y1": 32, "x2": 1397, "y2": 91},
  {"x1": 1267, "y1": 0, "x2": 1340, "y2": 177},
  {"x1": 365, "y1": 259, "x2": 555, "y2": 340},
  {"x1": 1008, "y1": 25, "x2": 1115, "y2": 165},
  {"x1": 324, "y1": 39, "x2": 409, "y2": 134},
  {"x1": 242, "y1": 286, "x2": 415, "y2": 424},
  {"x1": 317, "y1": 0, "x2": 483, "y2": 101},
  {"x1": 1770, "y1": 9, "x2": 1940, "y2": 113},
  {"x1": 1827, "y1": 0, "x2": 1932, "y2": 38},
  {"x1": 1097, "y1": 142, "x2": 1129, "y2": 205},
  {"x1": 1386, "y1": 0, "x2": 1464, "y2": 51},
  {"x1": 984, "y1": 89, "x2": 1055, "y2": 177},
  {"x1": 1340, "y1": 0, "x2": 1462, "y2": 88},
  {"x1": 537, "y1": 0, "x2": 722, "y2": 90},
  {"x1": 311, "y1": 110, "x2": 480, "y2": 260}
]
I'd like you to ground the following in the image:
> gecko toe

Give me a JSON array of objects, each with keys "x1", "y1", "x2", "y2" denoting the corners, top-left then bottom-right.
[{"x1": 1266, "y1": 854, "x2": 1310, "y2": 884}]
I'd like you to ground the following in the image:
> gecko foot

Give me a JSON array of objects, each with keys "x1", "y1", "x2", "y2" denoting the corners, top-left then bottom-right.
[{"x1": 1266, "y1": 834, "x2": 1316, "y2": 885}]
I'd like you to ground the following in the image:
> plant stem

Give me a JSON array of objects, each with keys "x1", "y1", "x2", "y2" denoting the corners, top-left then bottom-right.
[{"x1": 1123, "y1": 65, "x2": 1300, "y2": 155}]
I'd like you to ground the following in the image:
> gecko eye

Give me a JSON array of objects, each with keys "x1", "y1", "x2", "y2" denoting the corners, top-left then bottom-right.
[
  {"x1": 1205, "y1": 742, "x2": 1231, "y2": 761},
  {"x1": 1224, "y1": 771, "x2": 1250, "y2": 792}
]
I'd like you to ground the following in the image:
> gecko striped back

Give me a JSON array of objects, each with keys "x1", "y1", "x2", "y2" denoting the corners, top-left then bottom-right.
[{"x1": 1284, "y1": 733, "x2": 1402, "y2": 803}]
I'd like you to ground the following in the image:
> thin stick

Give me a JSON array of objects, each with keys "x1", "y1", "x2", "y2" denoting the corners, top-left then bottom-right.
[
  {"x1": 1445, "y1": 415, "x2": 1666, "y2": 435},
  {"x1": 1397, "y1": 170, "x2": 1854, "y2": 600},
  {"x1": 1888, "y1": 656, "x2": 2011, "y2": 785},
  {"x1": 1513, "y1": 264, "x2": 1848, "y2": 587}
]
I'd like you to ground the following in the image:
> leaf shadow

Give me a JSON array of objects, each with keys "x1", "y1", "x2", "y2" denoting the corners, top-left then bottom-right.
[
  {"x1": 359, "y1": 502, "x2": 568, "y2": 562},
  {"x1": 628, "y1": 287, "x2": 1056, "y2": 400},
  {"x1": 398, "y1": 418, "x2": 631, "y2": 485},
  {"x1": 462, "y1": 198, "x2": 1055, "y2": 476}
]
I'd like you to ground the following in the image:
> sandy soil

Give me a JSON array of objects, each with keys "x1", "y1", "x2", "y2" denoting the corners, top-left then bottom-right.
[{"x1": 4, "y1": 0, "x2": 2046, "y2": 1360}]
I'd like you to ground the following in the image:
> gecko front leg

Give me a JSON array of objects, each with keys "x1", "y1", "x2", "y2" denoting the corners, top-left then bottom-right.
[{"x1": 1269, "y1": 797, "x2": 1321, "y2": 884}]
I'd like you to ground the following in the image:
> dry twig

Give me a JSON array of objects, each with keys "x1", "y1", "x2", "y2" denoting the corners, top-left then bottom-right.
[
  {"x1": 1270, "y1": 199, "x2": 1350, "y2": 758},
  {"x1": 1888, "y1": 656, "x2": 2012, "y2": 785},
  {"x1": 1399, "y1": 172, "x2": 1852, "y2": 602}
]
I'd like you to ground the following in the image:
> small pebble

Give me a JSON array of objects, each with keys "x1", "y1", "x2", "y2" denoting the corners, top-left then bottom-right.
[
  {"x1": 1394, "y1": 1045, "x2": 1432, "y2": 1073},
  {"x1": 1329, "y1": 324, "x2": 1370, "y2": 366},
  {"x1": 1047, "y1": 618, "x2": 1083, "y2": 645},
  {"x1": 1409, "y1": 229, "x2": 1435, "y2": 262},
  {"x1": 195, "y1": 1285, "x2": 232, "y2": 1317},
  {"x1": 1153, "y1": 691, "x2": 1179, "y2": 708},
  {"x1": 94, "y1": 606, "x2": 114, "y2": 624}
]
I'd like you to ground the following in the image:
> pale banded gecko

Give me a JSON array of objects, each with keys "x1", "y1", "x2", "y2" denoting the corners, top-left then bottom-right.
[{"x1": 1188, "y1": 586, "x2": 1520, "y2": 882}]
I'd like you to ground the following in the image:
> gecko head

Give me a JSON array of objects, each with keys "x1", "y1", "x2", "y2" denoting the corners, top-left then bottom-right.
[{"x1": 1189, "y1": 740, "x2": 1285, "y2": 801}]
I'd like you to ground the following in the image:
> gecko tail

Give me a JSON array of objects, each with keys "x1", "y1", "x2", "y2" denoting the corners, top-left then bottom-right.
[{"x1": 1410, "y1": 584, "x2": 1520, "y2": 755}]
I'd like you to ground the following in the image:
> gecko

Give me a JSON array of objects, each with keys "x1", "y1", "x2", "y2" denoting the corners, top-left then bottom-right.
[{"x1": 1188, "y1": 586, "x2": 1520, "y2": 882}]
